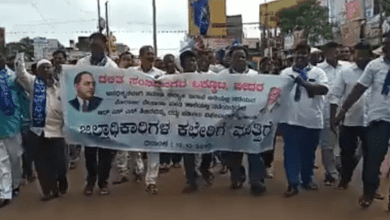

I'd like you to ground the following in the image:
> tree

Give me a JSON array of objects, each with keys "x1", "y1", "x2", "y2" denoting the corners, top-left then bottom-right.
[
  {"x1": 375, "y1": 0, "x2": 390, "y2": 16},
  {"x1": 75, "y1": 41, "x2": 89, "y2": 52},
  {"x1": 278, "y1": 0, "x2": 334, "y2": 45},
  {"x1": 5, "y1": 37, "x2": 34, "y2": 61}
]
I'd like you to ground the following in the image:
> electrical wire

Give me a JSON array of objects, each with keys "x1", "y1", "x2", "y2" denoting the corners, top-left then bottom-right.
[
  {"x1": 14, "y1": 19, "x2": 97, "y2": 27},
  {"x1": 28, "y1": 0, "x2": 55, "y2": 29}
]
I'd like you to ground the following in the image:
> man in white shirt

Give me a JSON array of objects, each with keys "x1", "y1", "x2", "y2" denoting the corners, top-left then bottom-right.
[
  {"x1": 209, "y1": 49, "x2": 226, "y2": 73},
  {"x1": 198, "y1": 51, "x2": 216, "y2": 74},
  {"x1": 219, "y1": 46, "x2": 267, "y2": 196},
  {"x1": 335, "y1": 36, "x2": 390, "y2": 208},
  {"x1": 15, "y1": 58, "x2": 68, "y2": 201},
  {"x1": 317, "y1": 42, "x2": 346, "y2": 186},
  {"x1": 309, "y1": 48, "x2": 323, "y2": 66},
  {"x1": 131, "y1": 46, "x2": 163, "y2": 194},
  {"x1": 158, "y1": 54, "x2": 182, "y2": 174},
  {"x1": 117, "y1": 51, "x2": 136, "y2": 69},
  {"x1": 338, "y1": 45, "x2": 352, "y2": 62},
  {"x1": 113, "y1": 51, "x2": 144, "y2": 185},
  {"x1": 163, "y1": 54, "x2": 178, "y2": 75},
  {"x1": 279, "y1": 42, "x2": 329, "y2": 197},
  {"x1": 52, "y1": 50, "x2": 67, "y2": 81},
  {"x1": 179, "y1": 50, "x2": 215, "y2": 193},
  {"x1": 76, "y1": 33, "x2": 118, "y2": 68},
  {"x1": 76, "y1": 33, "x2": 118, "y2": 196},
  {"x1": 329, "y1": 42, "x2": 372, "y2": 190},
  {"x1": 0, "y1": 52, "x2": 23, "y2": 208},
  {"x1": 258, "y1": 58, "x2": 278, "y2": 178},
  {"x1": 52, "y1": 50, "x2": 81, "y2": 171}
]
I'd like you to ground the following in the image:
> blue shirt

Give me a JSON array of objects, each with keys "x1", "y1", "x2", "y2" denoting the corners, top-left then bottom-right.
[{"x1": 0, "y1": 66, "x2": 22, "y2": 139}]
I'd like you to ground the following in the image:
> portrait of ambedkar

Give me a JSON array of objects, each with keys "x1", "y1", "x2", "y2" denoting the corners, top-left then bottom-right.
[{"x1": 69, "y1": 71, "x2": 102, "y2": 113}]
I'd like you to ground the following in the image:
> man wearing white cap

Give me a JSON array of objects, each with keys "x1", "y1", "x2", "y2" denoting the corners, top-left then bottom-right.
[
  {"x1": 310, "y1": 48, "x2": 323, "y2": 66},
  {"x1": 15, "y1": 57, "x2": 68, "y2": 201}
]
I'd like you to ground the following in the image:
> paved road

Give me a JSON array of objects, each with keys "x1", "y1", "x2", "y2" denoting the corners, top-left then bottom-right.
[{"x1": 2, "y1": 138, "x2": 390, "y2": 220}]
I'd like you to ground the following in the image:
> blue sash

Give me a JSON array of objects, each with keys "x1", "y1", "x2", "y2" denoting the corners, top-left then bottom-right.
[
  {"x1": 292, "y1": 66, "x2": 309, "y2": 80},
  {"x1": 0, "y1": 68, "x2": 16, "y2": 116},
  {"x1": 292, "y1": 65, "x2": 310, "y2": 102},
  {"x1": 381, "y1": 57, "x2": 390, "y2": 96},
  {"x1": 90, "y1": 56, "x2": 107, "y2": 67},
  {"x1": 32, "y1": 76, "x2": 47, "y2": 127}
]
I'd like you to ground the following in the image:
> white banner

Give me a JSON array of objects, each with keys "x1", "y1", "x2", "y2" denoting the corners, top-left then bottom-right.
[{"x1": 61, "y1": 66, "x2": 294, "y2": 153}]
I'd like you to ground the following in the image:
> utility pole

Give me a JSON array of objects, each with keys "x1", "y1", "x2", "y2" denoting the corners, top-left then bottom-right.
[
  {"x1": 264, "y1": 4, "x2": 269, "y2": 57},
  {"x1": 105, "y1": 1, "x2": 109, "y2": 38},
  {"x1": 105, "y1": 1, "x2": 110, "y2": 56},
  {"x1": 153, "y1": 0, "x2": 157, "y2": 56},
  {"x1": 361, "y1": 0, "x2": 367, "y2": 41},
  {"x1": 380, "y1": 0, "x2": 384, "y2": 44},
  {"x1": 97, "y1": 0, "x2": 102, "y2": 33},
  {"x1": 261, "y1": 0, "x2": 268, "y2": 56}
]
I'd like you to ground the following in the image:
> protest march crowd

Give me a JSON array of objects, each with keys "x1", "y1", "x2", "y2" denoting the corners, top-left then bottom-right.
[{"x1": 1, "y1": 30, "x2": 390, "y2": 212}]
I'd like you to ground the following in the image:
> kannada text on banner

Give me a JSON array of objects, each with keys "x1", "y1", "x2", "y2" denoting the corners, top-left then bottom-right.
[{"x1": 61, "y1": 66, "x2": 294, "y2": 154}]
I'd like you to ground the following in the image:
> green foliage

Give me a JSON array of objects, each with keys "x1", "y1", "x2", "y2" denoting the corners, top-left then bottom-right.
[
  {"x1": 5, "y1": 37, "x2": 34, "y2": 61},
  {"x1": 278, "y1": 0, "x2": 334, "y2": 44},
  {"x1": 75, "y1": 41, "x2": 89, "y2": 52},
  {"x1": 375, "y1": 0, "x2": 390, "y2": 16}
]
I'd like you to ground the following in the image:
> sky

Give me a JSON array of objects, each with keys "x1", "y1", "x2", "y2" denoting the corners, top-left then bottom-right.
[{"x1": 1, "y1": 0, "x2": 272, "y2": 57}]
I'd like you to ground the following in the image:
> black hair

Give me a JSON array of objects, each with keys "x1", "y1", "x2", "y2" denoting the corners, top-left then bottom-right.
[
  {"x1": 294, "y1": 42, "x2": 311, "y2": 54},
  {"x1": 52, "y1": 50, "x2": 67, "y2": 59},
  {"x1": 179, "y1": 50, "x2": 197, "y2": 68},
  {"x1": 163, "y1": 54, "x2": 174, "y2": 62},
  {"x1": 215, "y1": 49, "x2": 225, "y2": 63},
  {"x1": 139, "y1": 45, "x2": 154, "y2": 57},
  {"x1": 89, "y1": 32, "x2": 107, "y2": 43},
  {"x1": 273, "y1": 58, "x2": 282, "y2": 65},
  {"x1": 228, "y1": 46, "x2": 249, "y2": 58},
  {"x1": 354, "y1": 42, "x2": 373, "y2": 55},
  {"x1": 322, "y1": 41, "x2": 340, "y2": 51},
  {"x1": 31, "y1": 63, "x2": 37, "y2": 75},
  {"x1": 74, "y1": 71, "x2": 93, "y2": 85},
  {"x1": 119, "y1": 51, "x2": 134, "y2": 61},
  {"x1": 260, "y1": 57, "x2": 271, "y2": 66}
]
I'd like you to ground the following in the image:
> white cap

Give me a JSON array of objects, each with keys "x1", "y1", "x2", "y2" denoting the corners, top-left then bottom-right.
[
  {"x1": 373, "y1": 45, "x2": 383, "y2": 55},
  {"x1": 310, "y1": 47, "x2": 322, "y2": 53},
  {"x1": 37, "y1": 59, "x2": 52, "y2": 69}
]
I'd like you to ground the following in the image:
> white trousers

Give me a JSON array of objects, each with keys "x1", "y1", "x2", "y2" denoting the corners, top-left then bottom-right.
[
  {"x1": 0, "y1": 134, "x2": 23, "y2": 199},
  {"x1": 145, "y1": 152, "x2": 159, "y2": 186},
  {"x1": 115, "y1": 151, "x2": 144, "y2": 177},
  {"x1": 319, "y1": 120, "x2": 339, "y2": 179}
]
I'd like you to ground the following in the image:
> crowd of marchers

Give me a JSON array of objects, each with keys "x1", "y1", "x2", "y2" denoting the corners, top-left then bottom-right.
[{"x1": 1, "y1": 31, "x2": 390, "y2": 211}]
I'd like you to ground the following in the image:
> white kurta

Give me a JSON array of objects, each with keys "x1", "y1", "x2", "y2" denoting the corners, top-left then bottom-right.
[{"x1": 0, "y1": 134, "x2": 23, "y2": 199}]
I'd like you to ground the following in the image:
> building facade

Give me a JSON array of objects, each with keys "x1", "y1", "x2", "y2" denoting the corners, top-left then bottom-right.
[{"x1": 32, "y1": 37, "x2": 61, "y2": 60}]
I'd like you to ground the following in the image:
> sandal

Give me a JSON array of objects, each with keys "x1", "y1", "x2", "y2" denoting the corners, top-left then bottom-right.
[
  {"x1": 0, "y1": 199, "x2": 11, "y2": 208},
  {"x1": 359, "y1": 195, "x2": 373, "y2": 208},
  {"x1": 374, "y1": 193, "x2": 384, "y2": 200},
  {"x1": 145, "y1": 184, "x2": 158, "y2": 194}
]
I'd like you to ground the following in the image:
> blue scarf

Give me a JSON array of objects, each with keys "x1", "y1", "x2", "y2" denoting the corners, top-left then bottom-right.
[
  {"x1": 32, "y1": 76, "x2": 47, "y2": 127},
  {"x1": 292, "y1": 65, "x2": 310, "y2": 102},
  {"x1": 0, "y1": 68, "x2": 16, "y2": 116},
  {"x1": 90, "y1": 55, "x2": 107, "y2": 67},
  {"x1": 381, "y1": 57, "x2": 390, "y2": 96}
]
